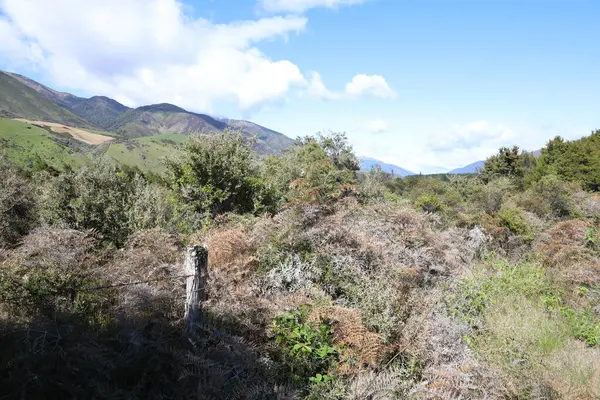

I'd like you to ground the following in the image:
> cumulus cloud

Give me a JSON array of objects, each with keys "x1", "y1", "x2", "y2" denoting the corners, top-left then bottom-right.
[
  {"x1": 0, "y1": 0, "x2": 309, "y2": 112},
  {"x1": 307, "y1": 72, "x2": 396, "y2": 101},
  {"x1": 307, "y1": 71, "x2": 341, "y2": 100},
  {"x1": 345, "y1": 74, "x2": 396, "y2": 99},
  {"x1": 260, "y1": 0, "x2": 366, "y2": 13}
]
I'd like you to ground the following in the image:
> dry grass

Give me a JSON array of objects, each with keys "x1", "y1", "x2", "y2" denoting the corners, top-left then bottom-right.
[
  {"x1": 15, "y1": 119, "x2": 113, "y2": 144},
  {"x1": 535, "y1": 220, "x2": 600, "y2": 287},
  {"x1": 3, "y1": 227, "x2": 101, "y2": 271}
]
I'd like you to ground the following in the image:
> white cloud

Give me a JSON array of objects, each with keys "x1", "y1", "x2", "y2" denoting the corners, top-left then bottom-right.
[
  {"x1": 345, "y1": 74, "x2": 396, "y2": 99},
  {"x1": 428, "y1": 120, "x2": 515, "y2": 151},
  {"x1": 307, "y1": 73, "x2": 396, "y2": 101},
  {"x1": 307, "y1": 71, "x2": 341, "y2": 100},
  {"x1": 345, "y1": 119, "x2": 522, "y2": 174},
  {"x1": 0, "y1": 0, "x2": 308, "y2": 112},
  {"x1": 260, "y1": 0, "x2": 366, "y2": 14},
  {"x1": 362, "y1": 118, "x2": 388, "y2": 134},
  {"x1": 0, "y1": 16, "x2": 44, "y2": 67}
]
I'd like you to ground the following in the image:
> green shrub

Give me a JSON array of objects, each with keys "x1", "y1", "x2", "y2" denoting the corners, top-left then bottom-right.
[
  {"x1": 37, "y1": 159, "x2": 141, "y2": 246},
  {"x1": 357, "y1": 165, "x2": 388, "y2": 203},
  {"x1": 415, "y1": 193, "x2": 444, "y2": 213},
  {"x1": 166, "y1": 131, "x2": 276, "y2": 217},
  {"x1": 264, "y1": 132, "x2": 359, "y2": 204},
  {"x1": 271, "y1": 306, "x2": 340, "y2": 386},
  {"x1": 474, "y1": 178, "x2": 514, "y2": 214},
  {"x1": 0, "y1": 265, "x2": 113, "y2": 326},
  {"x1": 531, "y1": 174, "x2": 579, "y2": 218},
  {"x1": 498, "y1": 207, "x2": 533, "y2": 241}
]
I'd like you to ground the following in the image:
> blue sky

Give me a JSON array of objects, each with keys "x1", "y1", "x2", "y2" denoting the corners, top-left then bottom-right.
[{"x1": 1, "y1": 0, "x2": 599, "y2": 172}]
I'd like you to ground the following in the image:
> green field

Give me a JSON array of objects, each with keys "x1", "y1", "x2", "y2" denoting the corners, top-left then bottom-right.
[
  {"x1": 102, "y1": 134, "x2": 186, "y2": 172},
  {"x1": 0, "y1": 118, "x2": 89, "y2": 168},
  {"x1": 0, "y1": 118, "x2": 187, "y2": 173}
]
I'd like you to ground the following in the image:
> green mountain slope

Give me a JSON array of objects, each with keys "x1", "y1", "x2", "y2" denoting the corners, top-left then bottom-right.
[
  {"x1": 108, "y1": 103, "x2": 224, "y2": 138},
  {"x1": 1, "y1": 70, "x2": 295, "y2": 154},
  {"x1": 0, "y1": 72, "x2": 97, "y2": 128},
  {"x1": 0, "y1": 118, "x2": 186, "y2": 173},
  {"x1": 71, "y1": 96, "x2": 130, "y2": 129},
  {"x1": 224, "y1": 119, "x2": 295, "y2": 154},
  {"x1": 0, "y1": 118, "x2": 89, "y2": 168}
]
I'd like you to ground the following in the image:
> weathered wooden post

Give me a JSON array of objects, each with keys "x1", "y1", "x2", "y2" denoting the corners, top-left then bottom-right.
[{"x1": 184, "y1": 245, "x2": 208, "y2": 333}]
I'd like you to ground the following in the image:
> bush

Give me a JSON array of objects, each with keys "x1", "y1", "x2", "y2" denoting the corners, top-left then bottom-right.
[
  {"x1": 37, "y1": 159, "x2": 142, "y2": 246},
  {"x1": 0, "y1": 166, "x2": 35, "y2": 246},
  {"x1": 531, "y1": 174, "x2": 579, "y2": 218},
  {"x1": 264, "y1": 132, "x2": 359, "y2": 204},
  {"x1": 498, "y1": 207, "x2": 534, "y2": 241},
  {"x1": 167, "y1": 131, "x2": 276, "y2": 217},
  {"x1": 271, "y1": 306, "x2": 340, "y2": 386},
  {"x1": 357, "y1": 165, "x2": 388, "y2": 203},
  {"x1": 474, "y1": 177, "x2": 514, "y2": 214},
  {"x1": 415, "y1": 194, "x2": 444, "y2": 213}
]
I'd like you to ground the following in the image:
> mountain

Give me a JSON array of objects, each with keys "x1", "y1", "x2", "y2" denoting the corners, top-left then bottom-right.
[
  {"x1": 358, "y1": 156, "x2": 415, "y2": 177},
  {"x1": 0, "y1": 70, "x2": 293, "y2": 154},
  {"x1": 70, "y1": 96, "x2": 130, "y2": 128},
  {"x1": 224, "y1": 119, "x2": 295, "y2": 155},
  {"x1": 448, "y1": 160, "x2": 485, "y2": 174},
  {"x1": 0, "y1": 71, "x2": 96, "y2": 128}
]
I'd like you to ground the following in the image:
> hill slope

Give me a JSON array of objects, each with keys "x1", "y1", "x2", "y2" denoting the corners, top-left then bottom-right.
[
  {"x1": 0, "y1": 117, "x2": 185, "y2": 173},
  {"x1": 1, "y1": 71, "x2": 294, "y2": 154},
  {"x1": 358, "y1": 156, "x2": 415, "y2": 177},
  {"x1": 0, "y1": 72, "x2": 96, "y2": 128},
  {"x1": 70, "y1": 96, "x2": 130, "y2": 128}
]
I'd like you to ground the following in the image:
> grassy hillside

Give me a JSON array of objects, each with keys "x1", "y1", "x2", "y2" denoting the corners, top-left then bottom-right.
[
  {"x1": 0, "y1": 72, "x2": 96, "y2": 128},
  {"x1": 101, "y1": 134, "x2": 186, "y2": 172},
  {"x1": 108, "y1": 106, "x2": 222, "y2": 138},
  {"x1": 0, "y1": 118, "x2": 89, "y2": 168},
  {"x1": 1, "y1": 71, "x2": 295, "y2": 155},
  {"x1": 225, "y1": 119, "x2": 295, "y2": 154},
  {"x1": 0, "y1": 118, "x2": 185, "y2": 173}
]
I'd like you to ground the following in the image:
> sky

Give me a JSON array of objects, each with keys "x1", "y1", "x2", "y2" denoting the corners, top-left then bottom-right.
[{"x1": 1, "y1": 0, "x2": 599, "y2": 173}]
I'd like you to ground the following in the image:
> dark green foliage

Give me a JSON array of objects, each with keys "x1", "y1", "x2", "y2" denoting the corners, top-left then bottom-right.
[
  {"x1": 480, "y1": 145, "x2": 537, "y2": 185},
  {"x1": 37, "y1": 159, "x2": 188, "y2": 246},
  {"x1": 534, "y1": 131, "x2": 600, "y2": 191},
  {"x1": 0, "y1": 165, "x2": 35, "y2": 246},
  {"x1": 167, "y1": 131, "x2": 276, "y2": 218}
]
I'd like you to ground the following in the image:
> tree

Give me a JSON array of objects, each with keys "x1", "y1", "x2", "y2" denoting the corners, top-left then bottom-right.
[
  {"x1": 166, "y1": 131, "x2": 275, "y2": 217},
  {"x1": 479, "y1": 145, "x2": 536, "y2": 185}
]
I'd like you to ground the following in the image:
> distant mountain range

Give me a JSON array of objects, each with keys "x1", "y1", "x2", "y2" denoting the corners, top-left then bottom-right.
[
  {"x1": 358, "y1": 156, "x2": 415, "y2": 177},
  {"x1": 0, "y1": 70, "x2": 293, "y2": 154},
  {"x1": 359, "y1": 156, "x2": 487, "y2": 176},
  {"x1": 448, "y1": 160, "x2": 485, "y2": 174}
]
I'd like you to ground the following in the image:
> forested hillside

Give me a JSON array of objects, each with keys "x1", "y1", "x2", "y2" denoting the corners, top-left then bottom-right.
[{"x1": 1, "y1": 128, "x2": 600, "y2": 399}]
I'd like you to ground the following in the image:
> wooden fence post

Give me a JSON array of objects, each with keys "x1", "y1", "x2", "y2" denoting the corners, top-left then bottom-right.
[{"x1": 184, "y1": 245, "x2": 208, "y2": 333}]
